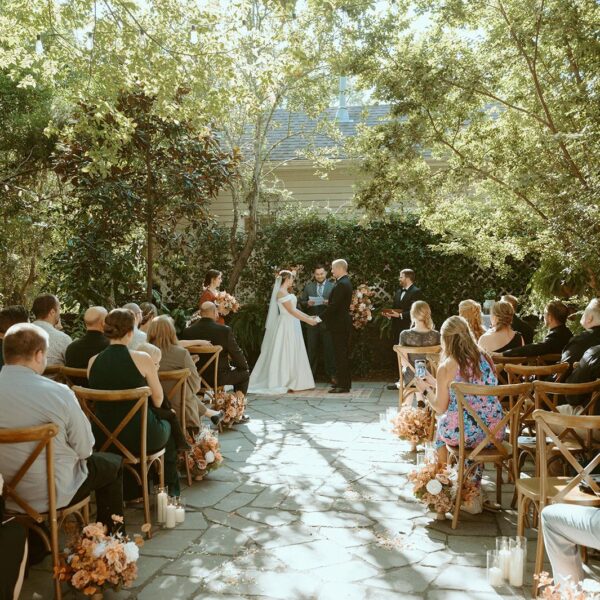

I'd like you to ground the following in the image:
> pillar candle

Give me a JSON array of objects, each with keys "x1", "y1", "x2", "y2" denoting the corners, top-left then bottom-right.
[
  {"x1": 499, "y1": 548, "x2": 511, "y2": 580},
  {"x1": 488, "y1": 566, "x2": 503, "y2": 587},
  {"x1": 165, "y1": 504, "x2": 176, "y2": 528},
  {"x1": 509, "y1": 547, "x2": 524, "y2": 587},
  {"x1": 156, "y1": 491, "x2": 168, "y2": 523},
  {"x1": 175, "y1": 506, "x2": 185, "y2": 523}
]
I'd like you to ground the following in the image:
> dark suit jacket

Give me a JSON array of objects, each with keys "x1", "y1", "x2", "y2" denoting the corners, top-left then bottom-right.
[
  {"x1": 65, "y1": 330, "x2": 110, "y2": 369},
  {"x1": 561, "y1": 326, "x2": 600, "y2": 366},
  {"x1": 392, "y1": 284, "x2": 424, "y2": 338},
  {"x1": 321, "y1": 275, "x2": 353, "y2": 333},
  {"x1": 298, "y1": 279, "x2": 335, "y2": 317},
  {"x1": 180, "y1": 318, "x2": 248, "y2": 376},
  {"x1": 513, "y1": 315, "x2": 535, "y2": 345},
  {"x1": 503, "y1": 324, "x2": 573, "y2": 358},
  {"x1": 565, "y1": 344, "x2": 600, "y2": 414}
]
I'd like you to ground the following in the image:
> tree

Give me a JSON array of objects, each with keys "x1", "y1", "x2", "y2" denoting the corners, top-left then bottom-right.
[{"x1": 345, "y1": 0, "x2": 600, "y2": 298}]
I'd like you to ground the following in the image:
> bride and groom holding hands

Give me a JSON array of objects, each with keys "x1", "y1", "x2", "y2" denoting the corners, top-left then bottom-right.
[{"x1": 249, "y1": 259, "x2": 353, "y2": 395}]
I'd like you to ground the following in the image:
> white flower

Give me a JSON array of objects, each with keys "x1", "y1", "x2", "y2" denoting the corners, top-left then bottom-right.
[
  {"x1": 205, "y1": 450, "x2": 215, "y2": 464},
  {"x1": 359, "y1": 303, "x2": 366, "y2": 310},
  {"x1": 123, "y1": 541, "x2": 139, "y2": 564},
  {"x1": 356, "y1": 292, "x2": 363, "y2": 299},
  {"x1": 93, "y1": 542, "x2": 107, "y2": 558},
  {"x1": 426, "y1": 479, "x2": 443, "y2": 495}
]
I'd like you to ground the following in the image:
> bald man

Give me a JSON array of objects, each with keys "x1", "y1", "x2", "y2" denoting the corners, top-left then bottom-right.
[{"x1": 65, "y1": 306, "x2": 109, "y2": 369}]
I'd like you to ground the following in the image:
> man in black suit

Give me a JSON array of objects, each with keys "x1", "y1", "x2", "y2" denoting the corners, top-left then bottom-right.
[
  {"x1": 503, "y1": 301, "x2": 572, "y2": 358},
  {"x1": 389, "y1": 269, "x2": 424, "y2": 341},
  {"x1": 560, "y1": 298, "x2": 600, "y2": 368},
  {"x1": 65, "y1": 307, "x2": 109, "y2": 369},
  {"x1": 321, "y1": 259, "x2": 353, "y2": 394},
  {"x1": 501, "y1": 295, "x2": 535, "y2": 345},
  {"x1": 181, "y1": 302, "x2": 250, "y2": 421}
]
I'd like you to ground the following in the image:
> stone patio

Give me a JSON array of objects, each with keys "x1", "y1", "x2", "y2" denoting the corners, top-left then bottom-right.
[{"x1": 21, "y1": 383, "x2": 597, "y2": 599}]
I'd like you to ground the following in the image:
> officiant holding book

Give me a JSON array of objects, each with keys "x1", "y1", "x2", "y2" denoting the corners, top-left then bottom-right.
[{"x1": 299, "y1": 264, "x2": 336, "y2": 383}]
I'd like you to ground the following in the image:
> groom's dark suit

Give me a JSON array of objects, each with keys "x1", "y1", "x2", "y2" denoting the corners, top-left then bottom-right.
[{"x1": 321, "y1": 274, "x2": 353, "y2": 390}]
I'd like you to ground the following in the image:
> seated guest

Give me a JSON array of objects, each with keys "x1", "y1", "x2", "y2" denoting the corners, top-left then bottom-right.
[
  {"x1": 0, "y1": 323, "x2": 124, "y2": 529},
  {"x1": 122, "y1": 303, "x2": 147, "y2": 349},
  {"x1": 541, "y1": 504, "x2": 600, "y2": 586},
  {"x1": 65, "y1": 306, "x2": 109, "y2": 369},
  {"x1": 416, "y1": 316, "x2": 504, "y2": 514},
  {"x1": 199, "y1": 270, "x2": 225, "y2": 325},
  {"x1": 561, "y1": 298, "x2": 600, "y2": 367},
  {"x1": 181, "y1": 302, "x2": 250, "y2": 423},
  {"x1": 478, "y1": 300, "x2": 524, "y2": 353},
  {"x1": 88, "y1": 309, "x2": 180, "y2": 497},
  {"x1": 139, "y1": 302, "x2": 158, "y2": 334},
  {"x1": 458, "y1": 299, "x2": 486, "y2": 342},
  {"x1": 147, "y1": 316, "x2": 223, "y2": 428},
  {"x1": 0, "y1": 305, "x2": 29, "y2": 371},
  {"x1": 564, "y1": 344, "x2": 600, "y2": 416},
  {"x1": 31, "y1": 294, "x2": 72, "y2": 366},
  {"x1": 503, "y1": 300, "x2": 572, "y2": 358},
  {"x1": 501, "y1": 294, "x2": 535, "y2": 344}
]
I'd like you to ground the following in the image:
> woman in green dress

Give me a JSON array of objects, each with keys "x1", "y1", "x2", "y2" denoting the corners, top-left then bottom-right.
[{"x1": 88, "y1": 309, "x2": 179, "y2": 497}]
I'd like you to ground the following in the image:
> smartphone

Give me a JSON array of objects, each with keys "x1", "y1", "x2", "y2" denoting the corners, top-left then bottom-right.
[{"x1": 415, "y1": 359, "x2": 427, "y2": 379}]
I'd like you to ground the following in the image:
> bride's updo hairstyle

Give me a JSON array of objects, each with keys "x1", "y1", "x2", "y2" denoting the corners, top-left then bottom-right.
[
  {"x1": 279, "y1": 270, "x2": 294, "y2": 285},
  {"x1": 440, "y1": 315, "x2": 483, "y2": 379}
]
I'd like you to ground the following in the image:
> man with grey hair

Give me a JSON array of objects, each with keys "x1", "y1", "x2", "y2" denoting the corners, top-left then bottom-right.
[
  {"x1": 561, "y1": 298, "x2": 600, "y2": 368},
  {"x1": 65, "y1": 306, "x2": 109, "y2": 369},
  {"x1": 122, "y1": 302, "x2": 147, "y2": 349},
  {"x1": 322, "y1": 259, "x2": 353, "y2": 393}
]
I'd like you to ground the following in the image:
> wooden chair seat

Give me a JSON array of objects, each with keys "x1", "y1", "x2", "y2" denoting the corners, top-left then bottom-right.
[
  {"x1": 447, "y1": 439, "x2": 513, "y2": 461},
  {"x1": 516, "y1": 476, "x2": 600, "y2": 506}
]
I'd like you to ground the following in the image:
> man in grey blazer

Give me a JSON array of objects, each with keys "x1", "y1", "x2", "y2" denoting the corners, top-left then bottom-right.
[{"x1": 299, "y1": 264, "x2": 336, "y2": 383}]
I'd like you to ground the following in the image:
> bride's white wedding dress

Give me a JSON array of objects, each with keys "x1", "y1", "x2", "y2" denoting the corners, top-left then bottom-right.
[{"x1": 249, "y1": 292, "x2": 315, "y2": 395}]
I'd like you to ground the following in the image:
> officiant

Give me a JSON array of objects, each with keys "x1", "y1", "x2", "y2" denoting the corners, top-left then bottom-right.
[{"x1": 299, "y1": 264, "x2": 336, "y2": 383}]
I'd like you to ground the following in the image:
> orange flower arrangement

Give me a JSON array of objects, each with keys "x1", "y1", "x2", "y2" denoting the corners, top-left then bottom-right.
[
  {"x1": 214, "y1": 291, "x2": 240, "y2": 316},
  {"x1": 407, "y1": 460, "x2": 456, "y2": 515},
  {"x1": 210, "y1": 390, "x2": 246, "y2": 427},
  {"x1": 535, "y1": 572, "x2": 599, "y2": 599},
  {"x1": 180, "y1": 427, "x2": 223, "y2": 480},
  {"x1": 392, "y1": 406, "x2": 433, "y2": 446},
  {"x1": 350, "y1": 284, "x2": 375, "y2": 330},
  {"x1": 55, "y1": 516, "x2": 142, "y2": 596}
]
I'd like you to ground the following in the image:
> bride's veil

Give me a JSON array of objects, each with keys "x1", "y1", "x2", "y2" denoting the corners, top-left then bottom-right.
[{"x1": 260, "y1": 275, "x2": 282, "y2": 352}]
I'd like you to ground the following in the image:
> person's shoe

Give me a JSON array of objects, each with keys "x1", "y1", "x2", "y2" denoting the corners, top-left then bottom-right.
[
  {"x1": 328, "y1": 387, "x2": 351, "y2": 394},
  {"x1": 235, "y1": 414, "x2": 250, "y2": 424},
  {"x1": 386, "y1": 383, "x2": 400, "y2": 390},
  {"x1": 210, "y1": 411, "x2": 224, "y2": 426}
]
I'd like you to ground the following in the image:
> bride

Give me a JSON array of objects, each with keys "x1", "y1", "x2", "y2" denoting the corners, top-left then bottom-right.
[{"x1": 249, "y1": 270, "x2": 318, "y2": 394}]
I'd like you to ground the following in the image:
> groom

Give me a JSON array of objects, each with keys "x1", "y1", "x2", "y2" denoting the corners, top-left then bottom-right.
[{"x1": 321, "y1": 259, "x2": 353, "y2": 393}]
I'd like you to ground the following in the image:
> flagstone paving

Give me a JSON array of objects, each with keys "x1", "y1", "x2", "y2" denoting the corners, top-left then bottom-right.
[{"x1": 20, "y1": 383, "x2": 599, "y2": 599}]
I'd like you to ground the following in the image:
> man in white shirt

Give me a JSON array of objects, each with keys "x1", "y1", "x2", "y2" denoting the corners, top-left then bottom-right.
[
  {"x1": 31, "y1": 294, "x2": 72, "y2": 366},
  {"x1": 0, "y1": 323, "x2": 124, "y2": 528},
  {"x1": 122, "y1": 303, "x2": 147, "y2": 349}
]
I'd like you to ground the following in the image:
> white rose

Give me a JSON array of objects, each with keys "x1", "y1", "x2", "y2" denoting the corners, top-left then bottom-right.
[
  {"x1": 123, "y1": 541, "x2": 139, "y2": 564},
  {"x1": 356, "y1": 292, "x2": 363, "y2": 299},
  {"x1": 93, "y1": 542, "x2": 107, "y2": 558},
  {"x1": 205, "y1": 450, "x2": 215, "y2": 464},
  {"x1": 426, "y1": 479, "x2": 443, "y2": 495}
]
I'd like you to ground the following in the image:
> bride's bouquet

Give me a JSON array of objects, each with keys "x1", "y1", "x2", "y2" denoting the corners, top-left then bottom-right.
[
  {"x1": 210, "y1": 390, "x2": 246, "y2": 427},
  {"x1": 350, "y1": 284, "x2": 375, "y2": 329},
  {"x1": 214, "y1": 291, "x2": 240, "y2": 316}
]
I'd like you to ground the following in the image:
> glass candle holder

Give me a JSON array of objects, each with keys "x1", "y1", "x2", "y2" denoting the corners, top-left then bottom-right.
[
  {"x1": 379, "y1": 413, "x2": 387, "y2": 430},
  {"x1": 175, "y1": 496, "x2": 186, "y2": 524},
  {"x1": 165, "y1": 496, "x2": 177, "y2": 529},
  {"x1": 496, "y1": 536, "x2": 511, "y2": 581},
  {"x1": 487, "y1": 550, "x2": 503, "y2": 587},
  {"x1": 508, "y1": 536, "x2": 527, "y2": 587},
  {"x1": 155, "y1": 486, "x2": 168, "y2": 523}
]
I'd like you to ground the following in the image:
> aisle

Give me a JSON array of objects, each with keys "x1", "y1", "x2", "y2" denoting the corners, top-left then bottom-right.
[{"x1": 23, "y1": 383, "x2": 535, "y2": 599}]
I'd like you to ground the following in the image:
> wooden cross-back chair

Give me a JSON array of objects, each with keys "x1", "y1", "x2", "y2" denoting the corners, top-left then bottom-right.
[
  {"x1": 43, "y1": 365, "x2": 64, "y2": 382},
  {"x1": 186, "y1": 345, "x2": 223, "y2": 399},
  {"x1": 158, "y1": 368, "x2": 192, "y2": 486},
  {"x1": 491, "y1": 354, "x2": 529, "y2": 385},
  {"x1": 393, "y1": 345, "x2": 441, "y2": 409},
  {"x1": 518, "y1": 410, "x2": 600, "y2": 597},
  {"x1": 448, "y1": 381, "x2": 532, "y2": 529},
  {"x1": 0, "y1": 423, "x2": 90, "y2": 600},
  {"x1": 60, "y1": 366, "x2": 89, "y2": 388},
  {"x1": 72, "y1": 386, "x2": 164, "y2": 538}
]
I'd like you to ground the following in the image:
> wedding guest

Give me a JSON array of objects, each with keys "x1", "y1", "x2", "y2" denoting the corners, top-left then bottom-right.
[
  {"x1": 560, "y1": 298, "x2": 600, "y2": 367},
  {"x1": 541, "y1": 504, "x2": 600, "y2": 585},
  {"x1": 65, "y1": 306, "x2": 109, "y2": 369},
  {"x1": 0, "y1": 323, "x2": 124, "y2": 528},
  {"x1": 458, "y1": 299, "x2": 486, "y2": 342},
  {"x1": 122, "y1": 303, "x2": 147, "y2": 349},
  {"x1": 503, "y1": 300, "x2": 572, "y2": 358},
  {"x1": 181, "y1": 302, "x2": 250, "y2": 422},
  {"x1": 147, "y1": 315, "x2": 223, "y2": 427},
  {"x1": 0, "y1": 305, "x2": 29, "y2": 371},
  {"x1": 31, "y1": 294, "x2": 72, "y2": 366},
  {"x1": 389, "y1": 269, "x2": 424, "y2": 341},
  {"x1": 88, "y1": 309, "x2": 180, "y2": 497},
  {"x1": 565, "y1": 344, "x2": 600, "y2": 415},
  {"x1": 139, "y1": 302, "x2": 158, "y2": 334},
  {"x1": 501, "y1": 294, "x2": 535, "y2": 344},
  {"x1": 298, "y1": 264, "x2": 336, "y2": 383},
  {"x1": 416, "y1": 316, "x2": 504, "y2": 513},
  {"x1": 199, "y1": 270, "x2": 225, "y2": 325},
  {"x1": 478, "y1": 300, "x2": 524, "y2": 353}
]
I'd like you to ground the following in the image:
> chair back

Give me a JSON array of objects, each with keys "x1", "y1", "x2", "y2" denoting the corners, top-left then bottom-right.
[
  {"x1": 60, "y1": 366, "x2": 89, "y2": 388},
  {"x1": 186, "y1": 345, "x2": 222, "y2": 395},
  {"x1": 0, "y1": 423, "x2": 59, "y2": 523},
  {"x1": 393, "y1": 344, "x2": 441, "y2": 406},
  {"x1": 534, "y1": 409, "x2": 600, "y2": 505},
  {"x1": 533, "y1": 379, "x2": 600, "y2": 415},
  {"x1": 537, "y1": 354, "x2": 562, "y2": 365},
  {"x1": 72, "y1": 386, "x2": 151, "y2": 464},
  {"x1": 490, "y1": 354, "x2": 528, "y2": 385},
  {"x1": 43, "y1": 365, "x2": 63, "y2": 381},
  {"x1": 505, "y1": 362, "x2": 570, "y2": 384},
  {"x1": 158, "y1": 369, "x2": 191, "y2": 430}
]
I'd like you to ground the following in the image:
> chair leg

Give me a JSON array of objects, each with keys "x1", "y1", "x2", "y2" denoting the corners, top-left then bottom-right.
[
  {"x1": 49, "y1": 516, "x2": 62, "y2": 599},
  {"x1": 452, "y1": 461, "x2": 464, "y2": 530},
  {"x1": 496, "y1": 462, "x2": 503, "y2": 506},
  {"x1": 141, "y1": 464, "x2": 152, "y2": 540},
  {"x1": 581, "y1": 545, "x2": 588, "y2": 564},
  {"x1": 532, "y1": 514, "x2": 546, "y2": 598},
  {"x1": 517, "y1": 491, "x2": 525, "y2": 537}
]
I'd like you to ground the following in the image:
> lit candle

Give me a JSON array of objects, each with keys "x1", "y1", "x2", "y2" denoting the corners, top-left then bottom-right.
[
  {"x1": 165, "y1": 504, "x2": 176, "y2": 528},
  {"x1": 499, "y1": 548, "x2": 511, "y2": 580},
  {"x1": 156, "y1": 490, "x2": 168, "y2": 523},
  {"x1": 509, "y1": 547, "x2": 524, "y2": 586},
  {"x1": 488, "y1": 566, "x2": 503, "y2": 587},
  {"x1": 175, "y1": 506, "x2": 185, "y2": 523}
]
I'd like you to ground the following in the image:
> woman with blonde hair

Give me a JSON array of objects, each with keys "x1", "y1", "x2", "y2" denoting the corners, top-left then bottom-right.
[
  {"x1": 458, "y1": 299, "x2": 486, "y2": 341},
  {"x1": 416, "y1": 316, "x2": 505, "y2": 513},
  {"x1": 478, "y1": 300, "x2": 524, "y2": 353}
]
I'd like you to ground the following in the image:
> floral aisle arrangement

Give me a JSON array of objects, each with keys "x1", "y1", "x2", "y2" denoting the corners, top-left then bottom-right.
[
  {"x1": 536, "y1": 572, "x2": 600, "y2": 599},
  {"x1": 210, "y1": 390, "x2": 246, "y2": 427},
  {"x1": 407, "y1": 460, "x2": 456, "y2": 517},
  {"x1": 55, "y1": 516, "x2": 141, "y2": 596},
  {"x1": 392, "y1": 406, "x2": 433, "y2": 449},
  {"x1": 180, "y1": 428, "x2": 223, "y2": 480},
  {"x1": 214, "y1": 290, "x2": 240, "y2": 316},
  {"x1": 350, "y1": 284, "x2": 375, "y2": 330}
]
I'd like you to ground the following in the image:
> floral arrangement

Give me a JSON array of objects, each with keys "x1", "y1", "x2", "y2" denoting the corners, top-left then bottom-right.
[
  {"x1": 350, "y1": 284, "x2": 375, "y2": 330},
  {"x1": 210, "y1": 390, "x2": 246, "y2": 427},
  {"x1": 214, "y1": 290, "x2": 240, "y2": 316},
  {"x1": 536, "y1": 572, "x2": 600, "y2": 599},
  {"x1": 407, "y1": 460, "x2": 456, "y2": 515},
  {"x1": 55, "y1": 516, "x2": 142, "y2": 596},
  {"x1": 180, "y1": 428, "x2": 223, "y2": 480},
  {"x1": 392, "y1": 406, "x2": 433, "y2": 446}
]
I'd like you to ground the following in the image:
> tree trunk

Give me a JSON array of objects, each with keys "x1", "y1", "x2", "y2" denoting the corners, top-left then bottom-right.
[
  {"x1": 227, "y1": 188, "x2": 258, "y2": 293},
  {"x1": 146, "y1": 214, "x2": 154, "y2": 301}
]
